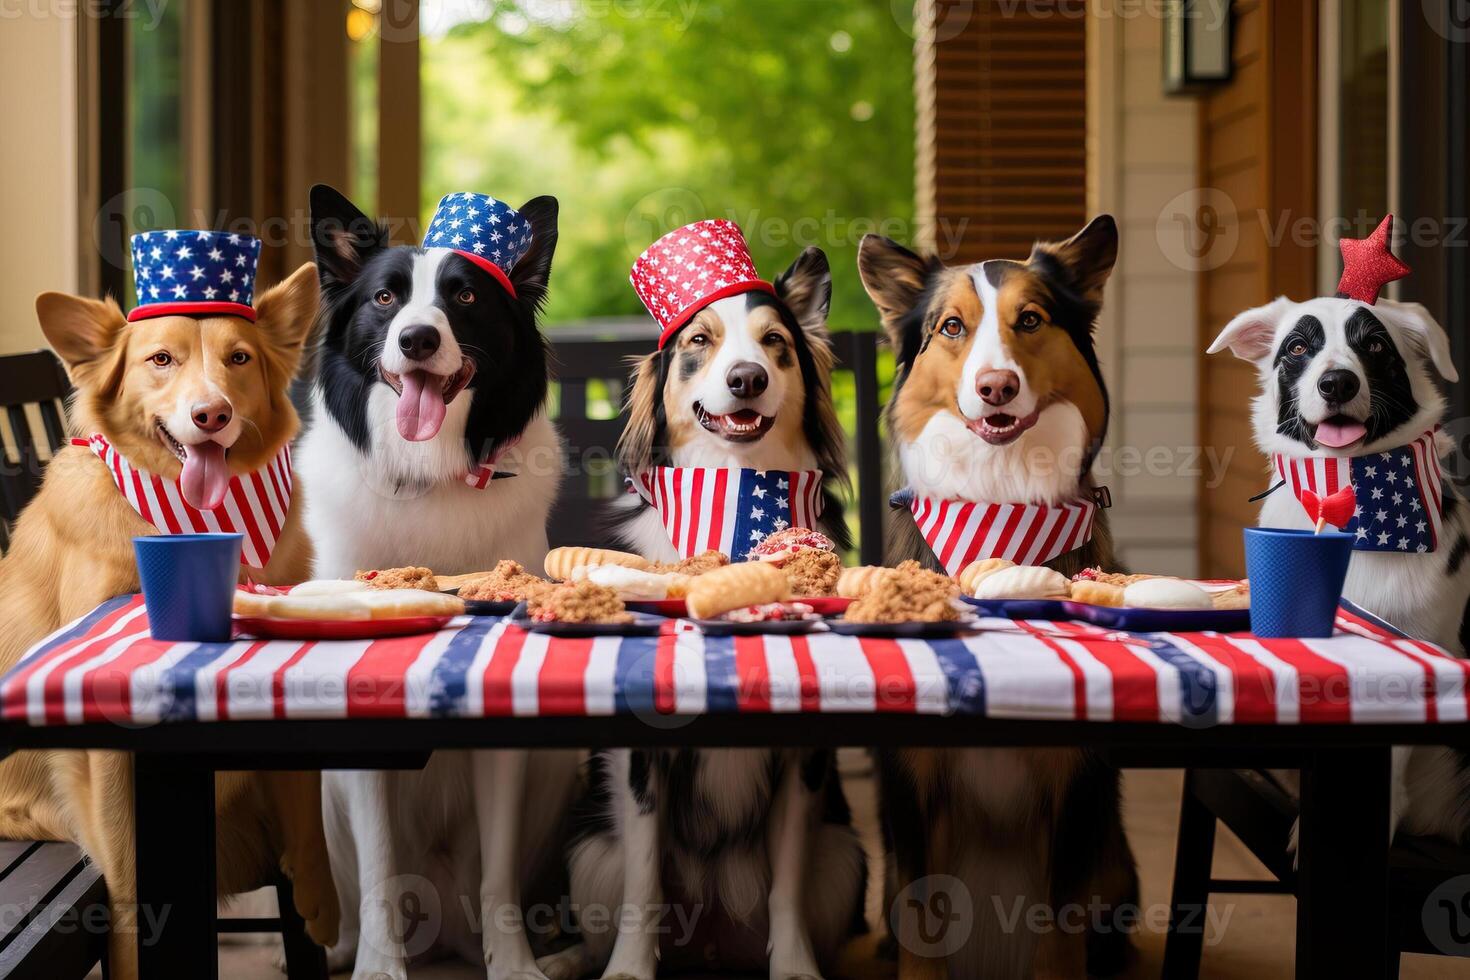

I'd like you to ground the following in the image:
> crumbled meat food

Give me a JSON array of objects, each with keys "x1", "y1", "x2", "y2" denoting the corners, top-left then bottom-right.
[
  {"x1": 458, "y1": 560, "x2": 551, "y2": 603},
  {"x1": 843, "y1": 561, "x2": 961, "y2": 623},
  {"x1": 526, "y1": 581, "x2": 633, "y2": 624},
  {"x1": 1072, "y1": 568, "x2": 1157, "y2": 587},
  {"x1": 652, "y1": 550, "x2": 730, "y2": 576},
  {"x1": 782, "y1": 549, "x2": 841, "y2": 597},
  {"x1": 354, "y1": 566, "x2": 439, "y2": 592}
]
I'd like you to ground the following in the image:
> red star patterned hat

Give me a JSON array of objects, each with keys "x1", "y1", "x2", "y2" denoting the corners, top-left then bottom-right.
[
  {"x1": 1336, "y1": 214, "x2": 1411, "y2": 304},
  {"x1": 629, "y1": 219, "x2": 775, "y2": 349}
]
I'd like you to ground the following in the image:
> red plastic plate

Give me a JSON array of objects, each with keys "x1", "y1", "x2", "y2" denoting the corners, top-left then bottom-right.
[{"x1": 233, "y1": 615, "x2": 455, "y2": 640}]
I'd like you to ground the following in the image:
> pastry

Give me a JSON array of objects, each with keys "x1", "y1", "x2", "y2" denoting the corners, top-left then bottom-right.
[
  {"x1": 753, "y1": 527, "x2": 835, "y2": 563},
  {"x1": 1211, "y1": 583, "x2": 1251, "y2": 610},
  {"x1": 843, "y1": 562, "x2": 961, "y2": 623},
  {"x1": 526, "y1": 581, "x2": 633, "y2": 624},
  {"x1": 1122, "y1": 578, "x2": 1212, "y2": 610},
  {"x1": 572, "y1": 564, "x2": 689, "y2": 601},
  {"x1": 292, "y1": 579, "x2": 371, "y2": 596},
  {"x1": 957, "y1": 558, "x2": 1015, "y2": 594},
  {"x1": 544, "y1": 547, "x2": 652, "y2": 581},
  {"x1": 355, "y1": 566, "x2": 439, "y2": 591},
  {"x1": 781, "y1": 549, "x2": 842, "y2": 597},
  {"x1": 1073, "y1": 568, "x2": 1159, "y2": 588},
  {"x1": 241, "y1": 589, "x2": 465, "y2": 621},
  {"x1": 836, "y1": 565, "x2": 886, "y2": 599},
  {"x1": 971, "y1": 565, "x2": 1071, "y2": 600},
  {"x1": 458, "y1": 560, "x2": 551, "y2": 603},
  {"x1": 1069, "y1": 580, "x2": 1124, "y2": 607},
  {"x1": 720, "y1": 602, "x2": 819, "y2": 623},
  {"x1": 685, "y1": 562, "x2": 790, "y2": 620}
]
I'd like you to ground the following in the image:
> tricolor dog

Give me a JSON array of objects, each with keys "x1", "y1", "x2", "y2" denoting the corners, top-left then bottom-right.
[
  {"x1": 1208, "y1": 214, "x2": 1470, "y2": 845},
  {"x1": 0, "y1": 233, "x2": 336, "y2": 980},
  {"x1": 562, "y1": 220, "x2": 867, "y2": 980},
  {"x1": 302, "y1": 186, "x2": 579, "y2": 980},
  {"x1": 857, "y1": 217, "x2": 1138, "y2": 978}
]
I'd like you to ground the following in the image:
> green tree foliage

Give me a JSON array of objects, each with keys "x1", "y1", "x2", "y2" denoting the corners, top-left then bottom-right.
[{"x1": 422, "y1": 0, "x2": 916, "y2": 329}]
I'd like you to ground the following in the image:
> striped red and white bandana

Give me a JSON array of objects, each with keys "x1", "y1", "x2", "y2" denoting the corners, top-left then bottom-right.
[
  {"x1": 907, "y1": 494, "x2": 1097, "y2": 576},
  {"x1": 1271, "y1": 429, "x2": 1444, "y2": 552},
  {"x1": 73, "y1": 433, "x2": 292, "y2": 569},
  {"x1": 634, "y1": 467, "x2": 824, "y2": 559}
]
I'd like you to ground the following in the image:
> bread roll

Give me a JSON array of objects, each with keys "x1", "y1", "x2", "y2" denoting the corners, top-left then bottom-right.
[
  {"x1": 957, "y1": 558, "x2": 1015, "y2": 595},
  {"x1": 1122, "y1": 578, "x2": 1212, "y2": 610},
  {"x1": 971, "y1": 565, "x2": 1071, "y2": 600},
  {"x1": 685, "y1": 562, "x2": 790, "y2": 619},
  {"x1": 1068, "y1": 581, "x2": 1124, "y2": 607},
  {"x1": 544, "y1": 547, "x2": 652, "y2": 581},
  {"x1": 836, "y1": 565, "x2": 887, "y2": 599}
]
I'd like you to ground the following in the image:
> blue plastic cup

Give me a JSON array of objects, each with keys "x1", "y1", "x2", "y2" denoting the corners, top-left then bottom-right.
[
  {"x1": 1242, "y1": 527, "x2": 1353, "y2": 638},
  {"x1": 133, "y1": 534, "x2": 243, "y2": 641}
]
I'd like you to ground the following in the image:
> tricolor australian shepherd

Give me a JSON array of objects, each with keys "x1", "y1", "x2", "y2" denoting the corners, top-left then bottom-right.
[
  {"x1": 301, "y1": 185, "x2": 579, "y2": 980},
  {"x1": 562, "y1": 246, "x2": 867, "y2": 980},
  {"x1": 857, "y1": 217, "x2": 1138, "y2": 978},
  {"x1": 1210, "y1": 294, "x2": 1470, "y2": 844}
]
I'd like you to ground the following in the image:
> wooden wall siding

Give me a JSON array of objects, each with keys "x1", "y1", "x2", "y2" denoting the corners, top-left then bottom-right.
[
  {"x1": 915, "y1": 0, "x2": 1087, "y2": 261},
  {"x1": 1197, "y1": 0, "x2": 1317, "y2": 577}
]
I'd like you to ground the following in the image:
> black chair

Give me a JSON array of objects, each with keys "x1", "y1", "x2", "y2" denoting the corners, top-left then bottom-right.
[
  {"x1": 545, "y1": 320, "x2": 887, "y2": 563},
  {"x1": 0, "y1": 351, "x2": 71, "y2": 555},
  {"x1": 1164, "y1": 768, "x2": 1470, "y2": 977}
]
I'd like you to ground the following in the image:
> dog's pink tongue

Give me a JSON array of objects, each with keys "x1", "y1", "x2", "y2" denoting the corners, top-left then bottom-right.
[
  {"x1": 1316, "y1": 419, "x2": 1368, "y2": 448},
  {"x1": 180, "y1": 441, "x2": 230, "y2": 511},
  {"x1": 396, "y1": 370, "x2": 446, "y2": 441}
]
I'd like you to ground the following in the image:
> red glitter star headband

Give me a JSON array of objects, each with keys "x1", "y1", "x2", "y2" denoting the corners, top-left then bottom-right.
[{"x1": 1336, "y1": 214, "x2": 1411, "y2": 305}]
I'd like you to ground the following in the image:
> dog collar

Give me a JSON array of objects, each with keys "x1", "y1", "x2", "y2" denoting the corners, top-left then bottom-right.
[
  {"x1": 73, "y1": 434, "x2": 291, "y2": 569},
  {"x1": 462, "y1": 436, "x2": 520, "y2": 489},
  {"x1": 1269, "y1": 429, "x2": 1443, "y2": 553},
  {"x1": 633, "y1": 466, "x2": 824, "y2": 559},
  {"x1": 892, "y1": 488, "x2": 1100, "y2": 576}
]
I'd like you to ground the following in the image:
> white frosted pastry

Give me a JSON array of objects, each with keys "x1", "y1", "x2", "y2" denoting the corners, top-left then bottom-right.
[
  {"x1": 573, "y1": 564, "x2": 675, "y2": 600},
  {"x1": 1122, "y1": 578, "x2": 1212, "y2": 610},
  {"x1": 290, "y1": 579, "x2": 371, "y2": 596},
  {"x1": 245, "y1": 589, "x2": 464, "y2": 621},
  {"x1": 971, "y1": 565, "x2": 1070, "y2": 600}
]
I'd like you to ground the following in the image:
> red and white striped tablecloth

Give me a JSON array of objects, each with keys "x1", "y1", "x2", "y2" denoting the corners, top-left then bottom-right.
[{"x1": 2, "y1": 595, "x2": 1467, "y2": 728}]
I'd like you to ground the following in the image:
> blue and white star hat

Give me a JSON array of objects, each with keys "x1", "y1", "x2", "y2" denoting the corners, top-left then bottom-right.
[
  {"x1": 128, "y1": 230, "x2": 262, "y2": 323},
  {"x1": 423, "y1": 192, "x2": 532, "y2": 298}
]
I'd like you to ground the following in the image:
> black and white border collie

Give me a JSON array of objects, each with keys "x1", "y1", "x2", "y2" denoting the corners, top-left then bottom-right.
[
  {"x1": 560, "y1": 248, "x2": 867, "y2": 980},
  {"x1": 610, "y1": 245, "x2": 851, "y2": 557},
  {"x1": 301, "y1": 184, "x2": 579, "y2": 980},
  {"x1": 1210, "y1": 295, "x2": 1470, "y2": 844},
  {"x1": 856, "y1": 219, "x2": 1138, "y2": 978}
]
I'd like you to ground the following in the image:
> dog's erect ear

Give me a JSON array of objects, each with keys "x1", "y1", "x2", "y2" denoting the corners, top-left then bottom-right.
[
  {"x1": 1043, "y1": 214, "x2": 1118, "y2": 306},
  {"x1": 309, "y1": 183, "x2": 388, "y2": 294},
  {"x1": 857, "y1": 234, "x2": 931, "y2": 345},
  {"x1": 510, "y1": 196, "x2": 559, "y2": 313},
  {"x1": 1375, "y1": 298, "x2": 1459, "y2": 383},
  {"x1": 1207, "y1": 296, "x2": 1292, "y2": 363},
  {"x1": 774, "y1": 247, "x2": 832, "y2": 337},
  {"x1": 253, "y1": 262, "x2": 320, "y2": 386},
  {"x1": 35, "y1": 292, "x2": 128, "y2": 383},
  {"x1": 617, "y1": 351, "x2": 663, "y2": 475}
]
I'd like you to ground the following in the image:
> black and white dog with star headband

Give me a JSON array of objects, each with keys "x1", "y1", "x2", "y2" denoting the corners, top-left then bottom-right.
[{"x1": 1208, "y1": 215, "x2": 1470, "y2": 844}]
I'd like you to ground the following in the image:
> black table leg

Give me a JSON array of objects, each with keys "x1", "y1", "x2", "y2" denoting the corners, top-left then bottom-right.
[
  {"x1": 135, "y1": 754, "x2": 217, "y2": 980},
  {"x1": 1296, "y1": 746, "x2": 1392, "y2": 978}
]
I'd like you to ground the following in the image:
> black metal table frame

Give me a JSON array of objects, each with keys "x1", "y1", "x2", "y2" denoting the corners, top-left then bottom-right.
[{"x1": 6, "y1": 714, "x2": 1455, "y2": 980}]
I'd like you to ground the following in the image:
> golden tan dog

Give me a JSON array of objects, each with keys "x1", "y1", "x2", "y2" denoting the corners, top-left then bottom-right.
[{"x1": 0, "y1": 262, "x2": 337, "y2": 980}]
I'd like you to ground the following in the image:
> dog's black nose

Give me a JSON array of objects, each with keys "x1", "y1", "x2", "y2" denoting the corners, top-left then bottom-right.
[
  {"x1": 726, "y1": 362, "x2": 769, "y2": 399},
  {"x1": 398, "y1": 324, "x2": 441, "y2": 362},
  {"x1": 1317, "y1": 369, "x2": 1360, "y2": 404}
]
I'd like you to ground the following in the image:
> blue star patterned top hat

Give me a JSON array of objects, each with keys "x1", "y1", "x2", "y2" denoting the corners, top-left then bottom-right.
[
  {"x1": 423, "y1": 192, "x2": 532, "y2": 298},
  {"x1": 128, "y1": 230, "x2": 262, "y2": 323}
]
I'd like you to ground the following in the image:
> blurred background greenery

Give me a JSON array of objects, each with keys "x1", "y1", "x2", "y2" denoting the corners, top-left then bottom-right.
[{"x1": 400, "y1": 0, "x2": 917, "y2": 331}]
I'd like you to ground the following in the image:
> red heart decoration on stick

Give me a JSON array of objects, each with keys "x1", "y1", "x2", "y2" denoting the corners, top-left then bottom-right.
[{"x1": 1300, "y1": 485, "x2": 1356, "y2": 531}]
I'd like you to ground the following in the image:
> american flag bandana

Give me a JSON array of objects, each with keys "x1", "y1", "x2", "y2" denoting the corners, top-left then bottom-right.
[
  {"x1": 73, "y1": 434, "x2": 292, "y2": 569},
  {"x1": 635, "y1": 467, "x2": 823, "y2": 559},
  {"x1": 904, "y1": 493, "x2": 1097, "y2": 576},
  {"x1": 1271, "y1": 430, "x2": 1444, "y2": 553}
]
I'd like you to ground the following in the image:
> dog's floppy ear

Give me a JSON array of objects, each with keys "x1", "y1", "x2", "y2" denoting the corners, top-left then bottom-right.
[
  {"x1": 253, "y1": 262, "x2": 320, "y2": 388},
  {"x1": 35, "y1": 292, "x2": 128, "y2": 390},
  {"x1": 309, "y1": 183, "x2": 388, "y2": 294},
  {"x1": 1375, "y1": 298, "x2": 1459, "y2": 383},
  {"x1": 857, "y1": 234, "x2": 932, "y2": 346},
  {"x1": 1207, "y1": 296, "x2": 1292, "y2": 363},
  {"x1": 774, "y1": 246, "x2": 832, "y2": 337},
  {"x1": 510, "y1": 196, "x2": 559, "y2": 314},
  {"x1": 1041, "y1": 214, "x2": 1118, "y2": 306},
  {"x1": 617, "y1": 351, "x2": 663, "y2": 476}
]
